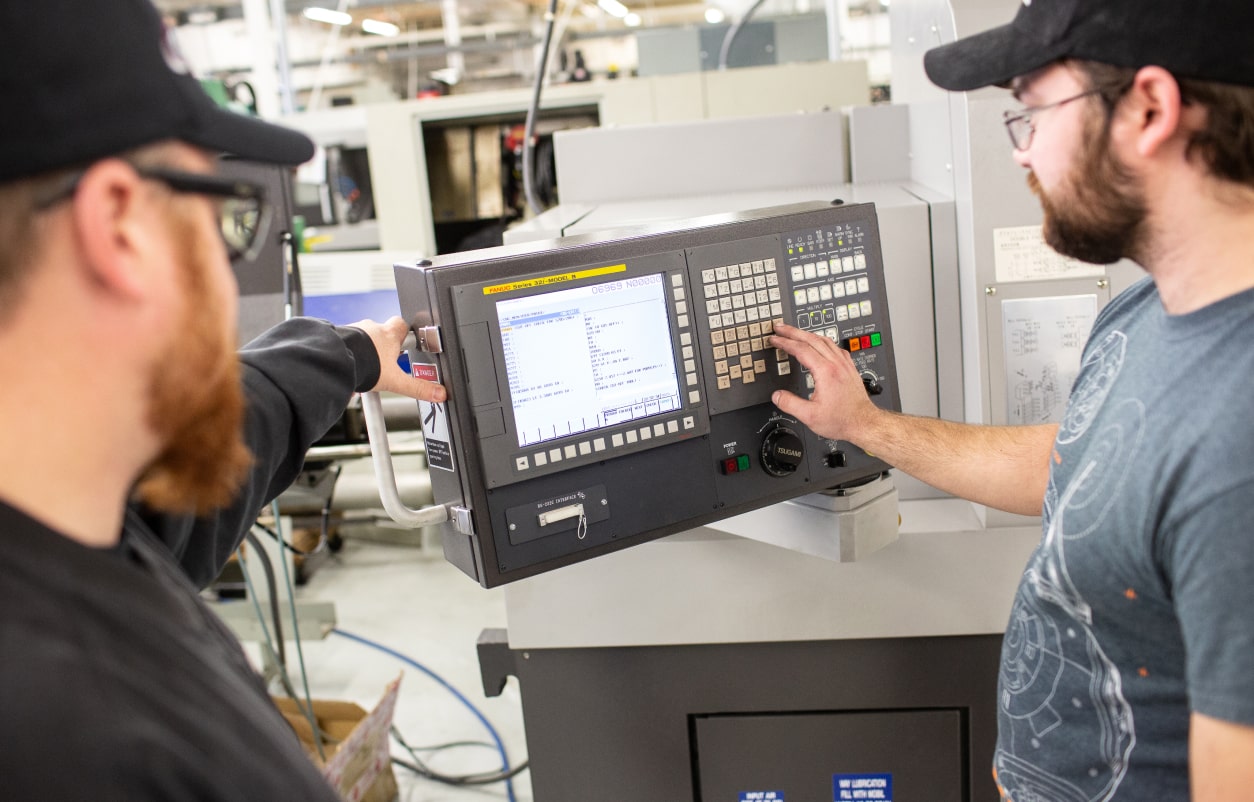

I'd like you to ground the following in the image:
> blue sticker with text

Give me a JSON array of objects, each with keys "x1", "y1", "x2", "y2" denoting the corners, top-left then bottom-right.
[
  {"x1": 834, "y1": 774, "x2": 892, "y2": 801},
  {"x1": 739, "y1": 792, "x2": 783, "y2": 801}
]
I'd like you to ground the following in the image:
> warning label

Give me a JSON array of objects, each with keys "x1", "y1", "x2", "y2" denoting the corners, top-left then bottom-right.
[
  {"x1": 739, "y1": 793, "x2": 783, "y2": 801},
  {"x1": 415, "y1": 363, "x2": 454, "y2": 472},
  {"x1": 834, "y1": 774, "x2": 892, "y2": 801}
]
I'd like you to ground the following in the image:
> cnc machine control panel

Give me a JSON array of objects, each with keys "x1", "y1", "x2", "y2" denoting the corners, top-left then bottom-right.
[{"x1": 395, "y1": 202, "x2": 901, "y2": 587}]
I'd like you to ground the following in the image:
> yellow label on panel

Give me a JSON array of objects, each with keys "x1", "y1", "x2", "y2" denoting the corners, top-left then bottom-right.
[{"x1": 482, "y1": 264, "x2": 627, "y2": 295}]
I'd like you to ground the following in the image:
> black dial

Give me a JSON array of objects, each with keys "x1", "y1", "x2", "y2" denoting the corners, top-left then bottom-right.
[{"x1": 761, "y1": 426, "x2": 805, "y2": 477}]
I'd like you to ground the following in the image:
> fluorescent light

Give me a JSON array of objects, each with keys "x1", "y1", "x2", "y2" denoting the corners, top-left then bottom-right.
[
  {"x1": 704, "y1": 7, "x2": 725, "y2": 23},
  {"x1": 597, "y1": 0, "x2": 630, "y2": 19},
  {"x1": 362, "y1": 18, "x2": 400, "y2": 36},
  {"x1": 624, "y1": 11, "x2": 642, "y2": 25},
  {"x1": 303, "y1": 7, "x2": 352, "y2": 25}
]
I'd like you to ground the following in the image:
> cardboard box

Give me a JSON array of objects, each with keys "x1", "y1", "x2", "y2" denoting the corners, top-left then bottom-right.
[{"x1": 274, "y1": 678, "x2": 401, "y2": 802}]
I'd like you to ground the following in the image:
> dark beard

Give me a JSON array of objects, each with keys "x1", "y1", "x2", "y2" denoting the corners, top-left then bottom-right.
[
  {"x1": 133, "y1": 210, "x2": 253, "y2": 515},
  {"x1": 1028, "y1": 113, "x2": 1148, "y2": 265}
]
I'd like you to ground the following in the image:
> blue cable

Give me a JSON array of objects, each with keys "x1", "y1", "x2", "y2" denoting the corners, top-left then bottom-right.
[{"x1": 331, "y1": 628, "x2": 519, "y2": 802}]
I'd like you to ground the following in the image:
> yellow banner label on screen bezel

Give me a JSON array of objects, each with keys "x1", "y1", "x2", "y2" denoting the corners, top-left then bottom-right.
[{"x1": 482, "y1": 264, "x2": 627, "y2": 296}]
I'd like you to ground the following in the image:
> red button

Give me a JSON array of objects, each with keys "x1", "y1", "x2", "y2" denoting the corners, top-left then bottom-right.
[
  {"x1": 861, "y1": 336, "x2": 872, "y2": 349},
  {"x1": 722, "y1": 457, "x2": 739, "y2": 474}
]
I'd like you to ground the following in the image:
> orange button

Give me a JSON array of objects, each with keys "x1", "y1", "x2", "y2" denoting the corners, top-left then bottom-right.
[{"x1": 848, "y1": 338, "x2": 862, "y2": 352}]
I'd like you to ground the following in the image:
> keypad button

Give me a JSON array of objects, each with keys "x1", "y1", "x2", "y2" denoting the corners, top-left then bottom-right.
[
  {"x1": 704, "y1": 283, "x2": 718, "y2": 300},
  {"x1": 832, "y1": 282, "x2": 845, "y2": 298},
  {"x1": 739, "y1": 355, "x2": 753, "y2": 370},
  {"x1": 770, "y1": 302, "x2": 783, "y2": 315},
  {"x1": 674, "y1": 286, "x2": 686, "y2": 301},
  {"x1": 790, "y1": 265, "x2": 804, "y2": 282},
  {"x1": 804, "y1": 263, "x2": 817, "y2": 280},
  {"x1": 730, "y1": 365, "x2": 743, "y2": 380},
  {"x1": 711, "y1": 330, "x2": 724, "y2": 345},
  {"x1": 639, "y1": 427, "x2": 651, "y2": 441},
  {"x1": 730, "y1": 279, "x2": 743, "y2": 294},
  {"x1": 626, "y1": 430, "x2": 638, "y2": 444},
  {"x1": 701, "y1": 269, "x2": 716, "y2": 283},
  {"x1": 717, "y1": 281, "x2": 730, "y2": 296},
  {"x1": 761, "y1": 320, "x2": 775, "y2": 334},
  {"x1": 836, "y1": 306, "x2": 849, "y2": 322},
  {"x1": 857, "y1": 277, "x2": 870, "y2": 294},
  {"x1": 854, "y1": 254, "x2": 866, "y2": 270},
  {"x1": 806, "y1": 287, "x2": 821, "y2": 304},
  {"x1": 715, "y1": 360, "x2": 729, "y2": 374},
  {"x1": 817, "y1": 260, "x2": 831, "y2": 277},
  {"x1": 681, "y1": 332, "x2": 692, "y2": 346},
  {"x1": 713, "y1": 345, "x2": 727, "y2": 359},
  {"x1": 594, "y1": 438, "x2": 607, "y2": 452},
  {"x1": 843, "y1": 256, "x2": 855, "y2": 273},
  {"x1": 754, "y1": 275, "x2": 767, "y2": 290},
  {"x1": 709, "y1": 314, "x2": 723, "y2": 329},
  {"x1": 736, "y1": 325, "x2": 749, "y2": 340},
  {"x1": 534, "y1": 452, "x2": 548, "y2": 466},
  {"x1": 847, "y1": 303, "x2": 861, "y2": 319},
  {"x1": 746, "y1": 306, "x2": 760, "y2": 322},
  {"x1": 754, "y1": 359, "x2": 766, "y2": 374},
  {"x1": 689, "y1": 390, "x2": 700, "y2": 404},
  {"x1": 667, "y1": 420, "x2": 679, "y2": 434},
  {"x1": 611, "y1": 433, "x2": 624, "y2": 447},
  {"x1": 732, "y1": 295, "x2": 744, "y2": 310},
  {"x1": 861, "y1": 300, "x2": 873, "y2": 316},
  {"x1": 550, "y1": 448, "x2": 563, "y2": 462},
  {"x1": 564, "y1": 444, "x2": 577, "y2": 459},
  {"x1": 579, "y1": 441, "x2": 592, "y2": 456},
  {"x1": 733, "y1": 310, "x2": 747, "y2": 324},
  {"x1": 683, "y1": 416, "x2": 695, "y2": 429},
  {"x1": 743, "y1": 370, "x2": 756, "y2": 384},
  {"x1": 828, "y1": 258, "x2": 841, "y2": 275},
  {"x1": 684, "y1": 359, "x2": 696, "y2": 373},
  {"x1": 722, "y1": 312, "x2": 735, "y2": 327},
  {"x1": 778, "y1": 362, "x2": 791, "y2": 375},
  {"x1": 793, "y1": 289, "x2": 806, "y2": 306},
  {"x1": 653, "y1": 423, "x2": 665, "y2": 437},
  {"x1": 766, "y1": 272, "x2": 779, "y2": 287},
  {"x1": 671, "y1": 273, "x2": 684, "y2": 287},
  {"x1": 749, "y1": 322, "x2": 762, "y2": 337},
  {"x1": 819, "y1": 284, "x2": 832, "y2": 301},
  {"x1": 715, "y1": 266, "x2": 728, "y2": 281},
  {"x1": 677, "y1": 315, "x2": 689, "y2": 328},
  {"x1": 675, "y1": 301, "x2": 688, "y2": 316},
  {"x1": 751, "y1": 337, "x2": 764, "y2": 351},
  {"x1": 717, "y1": 375, "x2": 731, "y2": 390},
  {"x1": 726, "y1": 342, "x2": 739, "y2": 357},
  {"x1": 516, "y1": 456, "x2": 530, "y2": 471},
  {"x1": 728, "y1": 264, "x2": 741, "y2": 279},
  {"x1": 845, "y1": 279, "x2": 858, "y2": 296}
]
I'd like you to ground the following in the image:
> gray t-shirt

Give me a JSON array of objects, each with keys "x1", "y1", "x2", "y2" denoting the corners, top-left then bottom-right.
[{"x1": 994, "y1": 278, "x2": 1254, "y2": 800}]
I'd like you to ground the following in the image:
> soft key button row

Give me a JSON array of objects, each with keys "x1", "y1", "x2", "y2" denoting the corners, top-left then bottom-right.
[
  {"x1": 517, "y1": 416, "x2": 696, "y2": 472},
  {"x1": 671, "y1": 272, "x2": 691, "y2": 330}
]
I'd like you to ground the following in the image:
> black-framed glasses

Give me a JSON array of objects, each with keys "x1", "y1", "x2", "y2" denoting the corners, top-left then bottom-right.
[
  {"x1": 1002, "y1": 88, "x2": 1103, "y2": 151},
  {"x1": 35, "y1": 164, "x2": 271, "y2": 262}
]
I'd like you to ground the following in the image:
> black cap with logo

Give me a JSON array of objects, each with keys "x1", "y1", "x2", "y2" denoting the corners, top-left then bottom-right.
[
  {"x1": 925, "y1": 0, "x2": 1254, "y2": 92},
  {"x1": 0, "y1": 0, "x2": 314, "y2": 184}
]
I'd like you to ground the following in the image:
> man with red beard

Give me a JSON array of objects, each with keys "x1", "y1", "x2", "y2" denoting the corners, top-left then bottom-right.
[
  {"x1": 771, "y1": 0, "x2": 1254, "y2": 798},
  {"x1": 0, "y1": 0, "x2": 444, "y2": 798}
]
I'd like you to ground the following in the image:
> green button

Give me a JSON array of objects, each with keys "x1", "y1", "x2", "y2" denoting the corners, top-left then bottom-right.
[
  {"x1": 870, "y1": 332, "x2": 882, "y2": 347},
  {"x1": 737, "y1": 455, "x2": 751, "y2": 471}
]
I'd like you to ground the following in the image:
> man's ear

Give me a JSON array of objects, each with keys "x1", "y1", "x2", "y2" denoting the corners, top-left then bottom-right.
[
  {"x1": 1120, "y1": 65, "x2": 1190, "y2": 161},
  {"x1": 70, "y1": 160, "x2": 158, "y2": 302}
]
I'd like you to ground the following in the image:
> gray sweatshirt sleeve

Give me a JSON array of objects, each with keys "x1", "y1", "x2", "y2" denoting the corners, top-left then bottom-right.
[{"x1": 132, "y1": 316, "x2": 381, "y2": 588}]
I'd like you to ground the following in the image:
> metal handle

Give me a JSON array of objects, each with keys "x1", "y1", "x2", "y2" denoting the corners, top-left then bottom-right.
[{"x1": 361, "y1": 391, "x2": 451, "y2": 528}]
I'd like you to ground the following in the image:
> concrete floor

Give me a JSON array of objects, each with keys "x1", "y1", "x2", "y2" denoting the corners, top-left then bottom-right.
[{"x1": 247, "y1": 536, "x2": 534, "y2": 802}]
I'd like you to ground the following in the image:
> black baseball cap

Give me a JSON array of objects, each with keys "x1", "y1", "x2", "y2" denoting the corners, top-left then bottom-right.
[
  {"x1": 925, "y1": 0, "x2": 1254, "y2": 92},
  {"x1": 0, "y1": 0, "x2": 314, "y2": 184}
]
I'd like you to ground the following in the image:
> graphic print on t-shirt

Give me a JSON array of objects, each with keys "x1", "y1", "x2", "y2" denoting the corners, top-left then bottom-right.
[{"x1": 994, "y1": 330, "x2": 1141, "y2": 801}]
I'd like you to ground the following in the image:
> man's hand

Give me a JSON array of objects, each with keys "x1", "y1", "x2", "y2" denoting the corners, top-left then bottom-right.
[
  {"x1": 767, "y1": 323, "x2": 883, "y2": 443},
  {"x1": 349, "y1": 316, "x2": 447, "y2": 403}
]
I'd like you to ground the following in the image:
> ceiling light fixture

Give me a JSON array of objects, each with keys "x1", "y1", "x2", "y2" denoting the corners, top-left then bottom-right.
[
  {"x1": 624, "y1": 11, "x2": 642, "y2": 25},
  {"x1": 362, "y1": 18, "x2": 400, "y2": 36},
  {"x1": 597, "y1": 0, "x2": 631, "y2": 19},
  {"x1": 705, "y1": 7, "x2": 726, "y2": 23},
  {"x1": 302, "y1": 7, "x2": 352, "y2": 26}
]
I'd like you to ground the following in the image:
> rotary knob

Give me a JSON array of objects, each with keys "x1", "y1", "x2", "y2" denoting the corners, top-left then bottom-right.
[{"x1": 760, "y1": 426, "x2": 805, "y2": 477}]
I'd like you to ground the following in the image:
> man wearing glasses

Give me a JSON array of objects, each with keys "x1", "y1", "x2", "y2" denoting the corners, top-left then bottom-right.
[
  {"x1": 0, "y1": 0, "x2": 443, "y2": 798},
  {"x1": 772, "y1": 0, "x2": 1254, "y2": 798}
]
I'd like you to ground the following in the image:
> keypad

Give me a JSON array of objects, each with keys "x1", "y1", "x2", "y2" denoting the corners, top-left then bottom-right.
[{"x1": 702, "y1": 258, "x2": 788, "y2": 390}]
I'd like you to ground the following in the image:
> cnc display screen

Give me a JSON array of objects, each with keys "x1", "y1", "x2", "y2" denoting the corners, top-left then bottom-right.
[{"x1": 496, "y1": 273, "x2": 681, "y2": 448}]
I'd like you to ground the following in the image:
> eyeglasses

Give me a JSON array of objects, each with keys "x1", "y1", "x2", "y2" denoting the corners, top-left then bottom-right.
[
  {"x1": 35, "y1": 164, "x2": 272, "y2": 262},
  {"x1": 1002, "y1": 88, "x2": 1103, "y2": 151}
]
